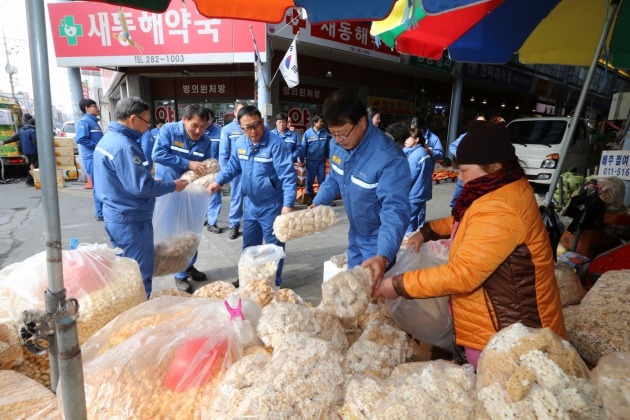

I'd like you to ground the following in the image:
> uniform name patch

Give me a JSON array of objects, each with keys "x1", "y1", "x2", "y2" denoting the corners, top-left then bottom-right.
[
  {"x1": 332, "y1": 155, "x2": 341, "y2": 164},
  {"x1": 174, "y1": 141, "x2": 184, "y2": 147},
  {"x1": 133, "y1": 156, "x2": 142, "y2": 165},
  {"x1": 238, "y1": 149, "x2": 246, "y2": 154}
]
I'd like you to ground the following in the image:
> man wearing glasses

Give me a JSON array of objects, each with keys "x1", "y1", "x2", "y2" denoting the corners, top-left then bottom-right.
[
  {"x1": 76, "y1": 98, "x2": 104, "y2": 221},
  {"x1": 93, "y1": 97, "x2": 188, "y2": 298},
  {"x1": 152, "y1": 104, "x2": 213, "y2": 293},
  {"x1": 311, "y1": 89, "x2": 411, "y2": 287},
  {"x1": 207, "y1": 105, "x2": 296, "y2": 287},
  {"x1": 300, "y1": 115, "x2": 331, "y2": 205}
]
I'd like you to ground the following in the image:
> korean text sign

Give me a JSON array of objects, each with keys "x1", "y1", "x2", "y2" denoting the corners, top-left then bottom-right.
[
  {"x1": 48, "y1": 0, "x2": 266, "y2": 67},
  {"x1": 599, "y1": 150, "x2": 630, "y2": 180}
]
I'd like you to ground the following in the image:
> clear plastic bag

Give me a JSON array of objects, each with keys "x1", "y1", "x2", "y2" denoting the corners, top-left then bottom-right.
[
  {"x1": 237, "y1": 244, "x2": 285, "y2": 289},
  {"x1": 71, "y1": 295, "x2": 261, "y2": 418},
  {"x1": 0, "y1": 371, "x2": 61, "y2": 419},
  {"x1": 476, "y1": 323, "x2": 602, "y2": 419},
  {"x1": 318, "y1": 266, "x2": 373, "y2": 325},
  {"x1": 179, "y1": 158, "x2": 220, "y2": 182},
  {"x1": 0, "y1": 320, "x2": 23, "y2": 370},
  {"x1": 193, "y1": 281, "x2": 236, "y2": 300},
  {"x1": 554, "y1": 261, "x2": 586, "y2": 307},
  {"x1": 272, "y1": 205, "x2": 337, "y2": 242},
  {"x1": 153, "y1": 184, "x2": 211, "y2": 276},
  {"x1": 383, "y1": 242, "x2": 453, "y2": 350},
  {"x1": 597, "y1": 176, "x2": 626, "y2": 213},
  {"x1": 590, "y1": 351, "x2": 630, "y2": 419}
]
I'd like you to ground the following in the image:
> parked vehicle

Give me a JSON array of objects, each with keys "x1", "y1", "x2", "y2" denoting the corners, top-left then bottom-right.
[
  {"x1": 507, "y1": 117, "x2": 590, "y2": 185},
  {"x1": 0, "y1": 97, "x2": 29, "y2": 180}
]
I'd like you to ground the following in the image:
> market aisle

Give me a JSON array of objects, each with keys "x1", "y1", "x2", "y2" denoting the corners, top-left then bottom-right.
[{"x1": 0, "y1": 179, "x2": 456, "y2": 304}]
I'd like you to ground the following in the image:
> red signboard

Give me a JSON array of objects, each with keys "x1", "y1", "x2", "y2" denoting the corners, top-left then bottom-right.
[{"x1": 47, "y1": 0, "x2": 266, "y2": 67}]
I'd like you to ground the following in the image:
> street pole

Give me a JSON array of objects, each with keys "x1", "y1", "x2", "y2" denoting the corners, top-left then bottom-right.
[{"x1": 3, "y1": 31, "x2": 18, "y2": 102}]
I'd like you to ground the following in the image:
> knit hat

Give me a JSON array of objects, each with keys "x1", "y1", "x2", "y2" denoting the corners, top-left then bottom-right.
[{"x1": 456, "y1": 120, "x2": 516, "y2": 165}]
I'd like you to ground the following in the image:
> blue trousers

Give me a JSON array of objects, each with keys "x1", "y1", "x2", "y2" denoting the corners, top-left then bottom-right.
[
  {"x1": 305, "y1": 159, "x2": 326, "y2": 197},
  {"x1": 228, "y1": 174, "x2": 243, "y2": 228},
  {"x1": 206, "y1": 190, "x2": 222, "y2": 226},
  {"x1": 242, "y1": 198, "x2": 285, "y2": 286},
  {"x1": 84, "y1": 158, "x2": 103, "y2": 219},
  {"x1": 407, "y1": 201, "x2": 427, "y2": 234},
  {"x1": 451, "y1": 179, "x2": 463, "y2": 208},
  {"x1": 104, "y1": 220, "x2": 154, "y2": 297},
  {"x1": 347, "y1": 229, "x2": 378, "y2": 268}
]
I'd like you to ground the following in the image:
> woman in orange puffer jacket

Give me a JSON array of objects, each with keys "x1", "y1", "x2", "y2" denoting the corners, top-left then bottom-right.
[{"x1": 373, "y1": 120, "x2": 566, "y2": 370}]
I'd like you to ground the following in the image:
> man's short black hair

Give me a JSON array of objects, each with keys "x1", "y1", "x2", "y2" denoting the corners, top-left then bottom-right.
[
  {"x1": 237, "y1": 105, "x2": 261, "y2": 122},
  {"x1": 385, "y1": 122, "x2": 410, "y2": 146},
  {"x1": 79, "y1": 98, "x2": 97, "y2": 114},
  {"x1": 322, "y1": 89, "x2": 367, "y2": 127},
  {"x1": 183, "y1": 104, "x2": 210, "y2": 122},
  {"x1": 275, "y1": 112, "x2": 287, "y2": 121}
]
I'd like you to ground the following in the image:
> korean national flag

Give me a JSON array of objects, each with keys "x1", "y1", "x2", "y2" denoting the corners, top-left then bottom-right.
[{"x1": 280, "y1": 38, "x2": 299, "y2": 88}]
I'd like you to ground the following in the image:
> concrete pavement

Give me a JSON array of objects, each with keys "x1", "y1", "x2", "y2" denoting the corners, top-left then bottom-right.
[{"x1": 0, "y1": 177, "x2": 456, "y2": 304}]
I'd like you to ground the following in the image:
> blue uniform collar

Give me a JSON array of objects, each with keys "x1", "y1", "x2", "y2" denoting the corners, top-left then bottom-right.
[
  {"x1": 108, "y1": 121, "x2": 143, "y2": 141},
  {"x1": 348, "y1": 122, "x2": 378, "y2": 155},
  {"x1": 85, "y1": 114, "x2": 100, "y2": 123}
]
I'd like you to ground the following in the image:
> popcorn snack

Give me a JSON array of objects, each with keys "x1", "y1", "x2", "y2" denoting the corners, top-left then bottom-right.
[
  {"x1": 555, "y1": 262, "x2": 586, "y2": 307},
  {"x1": 318, "y1": 266, "x2": 373, "y2": 324},
  {"x1": 339, "y1": 361, "x2": 477, "y2": 419},
  {"x1": 192, "y1": 172, "x2": 218, "y2": 188},
  {"x1": 273, "y1": 288, "x2": 306, "y2": 306},
  {"x1": 257, "y1": 301, "x2": 347, "y2": 352},
  {"x1": 563, "y1": 269, "x2": 630, "y2": 365},
  {"x1": 237, "y1": 245, "x2": 285, "y2": 289},
  {"x1": 180, "y1": 158, "x2": 220, "y2": 182},
  {"x1": 476, "y1": 323, "x2": 604, "y2": 419},
  {"x1": 153, "y1": 232, "x2": 201, "y2": 276},
  {"x1": 193, "y1": 281, "x2": 236, "y2": 300},
  {"x1": 0, "y1": 245, "x2": 146, "y2": 388},
  {"x1": 0, "y1": 371, "x2": 61, "y2": 419},
  {"x1": 330, "y1": 252, "x2": 348, "y2": 269},
  {"x1": 272, "y1": 205, "x2": 336, "y2": 242},
  {"x1": 344, "y1": 321, "x2": 413, "y2": 378},
  {"x1": 209, "y1": 333, "x2": 344, "y2": 419},
  {"x1": 590, "y1": 351, "x2": 630, "y2": 419},
  {"x1": 0, "y1": 321, "x2": 23, "y2": 370},
  {"x1": 235, "y1": 279, "x2": 275, "y2": 307},
  {"x1": 149, "y1": 288, "x2": 192, "y2": 299}
]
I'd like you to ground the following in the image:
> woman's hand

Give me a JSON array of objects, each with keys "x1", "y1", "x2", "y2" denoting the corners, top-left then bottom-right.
[
  {"x1": 407, "y1": 231, "x2": 425, "y2": 253},
  {"x1": 373, "y1": 277, "x2": 399, "y2": 300}
]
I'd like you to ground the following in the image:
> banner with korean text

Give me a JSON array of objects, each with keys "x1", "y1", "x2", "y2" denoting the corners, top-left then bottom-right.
[{"x1": 47, "y1": 0, "x2": 266, "y2": 67}]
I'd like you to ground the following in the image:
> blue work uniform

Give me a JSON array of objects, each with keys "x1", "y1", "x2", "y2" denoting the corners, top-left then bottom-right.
[
  {"x1": 139, "y1": 127, "x2": 159, "y2": 169},
  {"x1": 205, "y1": 124, "x2": 222, "y2": 226},
  {"x1": 76, "y1": 114, "x2": 104, "y2": 219},
  {"x1": 404, "y1": 144, "x2": 435, "y2": 234},
  {"x1": 152, "y1": 121, "x2": 213, "y2": 279},
  {"x1": 214, "y1": 129, "x2": 297, "y2": 285},
  {"x1": 219, "y1": 120, "x2": 244, "y2": 229},
  {"x1": 271, "y1": 128, "x2": 301, "y2": 162},
  {"x1": 449, "y1": 132, "x2": 466, "y2": 208},
  {"x1": 313, "y1": 124, "x2": 411, "y2": 268},
  {"x1": 18, "y1": 123, "x2": 37, "y2": 156},
  {"x1": 301, "y1": 127, "x2": 331, "y2": 197},
  {"x1": 93, "y1": 122, "x2": 176, "y2": 297},
  {"x1": 423, "y1": 128, "x2": 444, "y2": 162}
]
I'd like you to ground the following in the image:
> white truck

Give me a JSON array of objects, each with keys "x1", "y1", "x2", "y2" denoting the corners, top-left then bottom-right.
[{"x1": 506, "y1": 117, "x2": 590, "y2": 185}]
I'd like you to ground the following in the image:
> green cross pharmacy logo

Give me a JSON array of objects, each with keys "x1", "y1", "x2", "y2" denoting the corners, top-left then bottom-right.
[{"x1": 58, "y1": 16, "x2": 83, "y2": 46}]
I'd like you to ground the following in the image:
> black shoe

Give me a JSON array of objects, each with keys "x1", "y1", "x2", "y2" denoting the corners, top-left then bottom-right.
[
  {"x1": 207, "y1": 225, "x2": 222, "y2": 234},
  {"x1": 175, "y1": 278, "x2": 192, "y2": 293},
  {"x1": 232, "y1": 279, "x2": 239, "y2": 288},
  {"x1": 95, "y1": 216, "x2": 104, "y2": 221},
  {"x1": 228, "y1": 226, "x2": 240, "y2": 240},
  {"x1": 186, "y1": 266, "x2": 207, "y2": 281}
]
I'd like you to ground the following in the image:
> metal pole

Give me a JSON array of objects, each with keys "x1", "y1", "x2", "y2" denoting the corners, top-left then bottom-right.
[
  {"x1": 446, "y1": 62, "x2": 464, "y2": 159},
  {"x1": 546, "y1": 0, "x2": 620, "y2": 204},
  {"x1": 56, "y1": 316, "x2": 88, "y2": 420},
  {"x1": 258, "y1": 27, "x2": 272, "y2": 124}
]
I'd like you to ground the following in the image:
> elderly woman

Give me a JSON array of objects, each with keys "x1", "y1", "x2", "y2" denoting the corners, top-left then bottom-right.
[{"x1": 373, "y1": 120, "x2": 566, "y2": 369}]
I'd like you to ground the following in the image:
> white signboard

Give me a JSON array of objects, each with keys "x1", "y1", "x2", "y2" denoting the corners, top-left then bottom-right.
[{"x1": 598, "y1": 150, "x2": 630, "y2": 180}]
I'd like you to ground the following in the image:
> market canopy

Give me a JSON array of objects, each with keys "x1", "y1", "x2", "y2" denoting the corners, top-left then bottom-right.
[
  {"x1": 87, "y1": 0, "x2": 397, "y2": 24},
  {"x1": 373, "y1": 0, "x2": 630, "y2": 69}
]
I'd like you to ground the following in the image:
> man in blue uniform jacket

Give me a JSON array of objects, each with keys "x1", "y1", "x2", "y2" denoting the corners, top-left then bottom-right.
[
  {"x1": 219, "y1": 100, "x2": 249, "y2": 240},
  {"x1": 300, "y1": 115, "x2": 331, "y2": 204},
  {"x1": 271, "y1": 112, "x2": 301, "y2": 162},
  {"x1": 152, "y1": 104, "x2": 213, "y2": 293},
  {"x1": 311, "y1": 90, "x2": 411, "y2": 287},
  {"x1": 139, "y1": 117, "x2": 165, "y2": 170},
  {"x1": 76, "y1": 98, "x2": 104, "y2": 220},
  {"x1": 93, "y1": 97, "x2": 187, "y2": 297},
  {"x1": 204, "y1": 109, "x2": 223, "y2": 234},
  {"x1": 207, "y1": 106, "x2": 297, "y2": 287}
]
